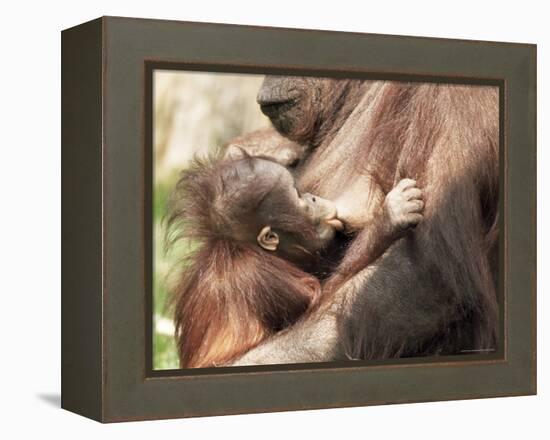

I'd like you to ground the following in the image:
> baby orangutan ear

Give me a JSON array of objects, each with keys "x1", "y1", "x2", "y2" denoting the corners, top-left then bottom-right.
[{"x1": 257, "y1": 226, "x2": 279, "y2": 251}]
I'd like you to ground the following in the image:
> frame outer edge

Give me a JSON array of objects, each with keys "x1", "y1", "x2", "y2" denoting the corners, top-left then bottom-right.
[
  {"x1": 95, "y1": 16, "x2": 537, "y2": 421},
  {"x1": 61, "y1": 17, "x2": 104, "y2": 422},
  {"x1": 530, "y1": 43, "x2": 537, "y2": 396}
]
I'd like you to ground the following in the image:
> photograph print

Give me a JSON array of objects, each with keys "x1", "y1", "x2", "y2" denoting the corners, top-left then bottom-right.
[{"x1": 152, "y1": 70, "x2": 500, "y2": 371}]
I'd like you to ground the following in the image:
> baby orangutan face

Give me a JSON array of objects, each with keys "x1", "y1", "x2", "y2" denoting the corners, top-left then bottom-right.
[
  {"x1": 255, "y1": 164, "x2": 344, "y2": 253},
  {"x1": 218, "y1": 157, "x2": 343, "y2": 263}
]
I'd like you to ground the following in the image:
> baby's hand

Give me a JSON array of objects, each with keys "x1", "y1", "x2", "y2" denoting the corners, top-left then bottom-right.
[{"x1": 384, "y1": 179, "x2": 424, "y2": 231}]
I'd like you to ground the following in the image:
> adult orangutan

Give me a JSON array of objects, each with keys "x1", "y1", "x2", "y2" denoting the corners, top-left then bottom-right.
[{"x1": 229, "y1": 76, "x2": 499, "y2": 364}]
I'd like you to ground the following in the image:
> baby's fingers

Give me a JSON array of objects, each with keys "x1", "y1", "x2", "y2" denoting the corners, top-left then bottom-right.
[
  {"x1": 406, "y1": 199, "x2": 424, "y2": 213},
  {"x1": 405, "y1": 213, "x2": 424, "y2": 226},
  {"x1": 395, "y1": 178, "x2": 417, "y2": 191},
  {"x1": 403, "y1": 187, "x2": 422, "y2": 201}
]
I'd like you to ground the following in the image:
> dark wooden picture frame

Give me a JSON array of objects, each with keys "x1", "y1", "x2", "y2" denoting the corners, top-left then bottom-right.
[{"x1": 61, "y1": 16, "x2": 536, "y2": 422}]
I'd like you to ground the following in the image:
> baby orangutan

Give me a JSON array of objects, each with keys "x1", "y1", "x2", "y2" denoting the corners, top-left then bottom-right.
[{"x1": 166, "y1": 153, "x2": 424, "y2": 368}]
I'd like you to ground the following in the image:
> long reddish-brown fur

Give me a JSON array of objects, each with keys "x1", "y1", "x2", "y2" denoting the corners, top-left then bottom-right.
[{"x1": 165, "y1": 156, "x2": 321, "y2": 368}]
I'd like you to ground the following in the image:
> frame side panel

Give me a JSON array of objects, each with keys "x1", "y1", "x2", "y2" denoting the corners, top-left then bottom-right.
[{"x1": 61, "y1": 18, "x2": 104, "y2": 422}]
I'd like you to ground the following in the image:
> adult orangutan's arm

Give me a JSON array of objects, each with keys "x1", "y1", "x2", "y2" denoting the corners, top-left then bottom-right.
[
  {"x1": 231, "y1": 283, "x2": 349, "y2": 366},
  {"x1": 223, "y1": 127, "x2": 308, "y2": 167}
]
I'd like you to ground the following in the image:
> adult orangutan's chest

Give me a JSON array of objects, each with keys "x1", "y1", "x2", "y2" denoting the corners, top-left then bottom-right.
[
  {"x1": 294, "y1": 82, "x2": 388, "y2": 203},
  {"x1": 295, "y1": 154, "x2": 384, "y2": 232}
]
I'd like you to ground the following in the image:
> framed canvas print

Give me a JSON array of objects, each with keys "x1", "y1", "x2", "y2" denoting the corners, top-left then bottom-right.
[{"x1": 61, "y1": 16, "x2": 536, "y2": 422}]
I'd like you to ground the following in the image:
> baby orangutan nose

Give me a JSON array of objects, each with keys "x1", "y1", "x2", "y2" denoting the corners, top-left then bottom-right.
[{"x1": 302, "y1": 193, "x2": 344, "y2": 232}]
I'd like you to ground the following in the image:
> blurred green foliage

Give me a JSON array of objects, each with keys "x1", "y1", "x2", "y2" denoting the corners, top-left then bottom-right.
[
  {"x1": 153, "y1": 178, "x2": 180, "y2": 370},
  {"x1": 153, "y1": 331, "x2": 179, "y2": 370}
]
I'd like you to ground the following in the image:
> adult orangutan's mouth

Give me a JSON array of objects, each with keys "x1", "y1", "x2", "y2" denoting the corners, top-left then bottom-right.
[{"x1": 259, "y1": 99, "x2": 297, "y2": 118}]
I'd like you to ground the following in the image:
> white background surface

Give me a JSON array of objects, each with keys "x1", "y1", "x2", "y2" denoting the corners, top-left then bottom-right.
[{"x1": 0, "y1": 0, "x2": 547, "y2": 437}]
